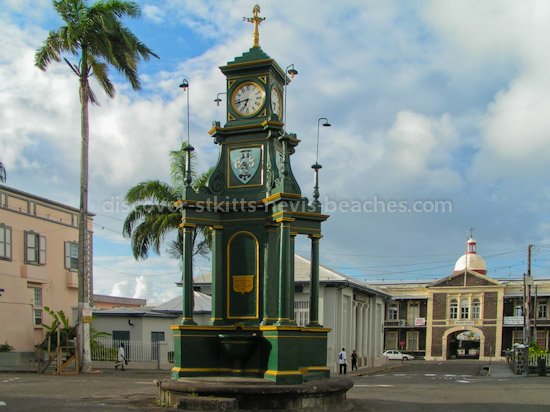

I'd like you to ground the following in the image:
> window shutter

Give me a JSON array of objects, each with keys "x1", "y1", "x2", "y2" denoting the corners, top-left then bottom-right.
[
  {"x1": 5, "y1": 227, "x2": 10, "y2": 259},
  {"x1": 24, "y1": 231, "x2": 31, "y2": 263},
  {"x1": 64, "y1": 241, "x2": 71, "y2": 269},
  {"x1": 39, "y1": 235, "x2": 46, "y2": 265}
]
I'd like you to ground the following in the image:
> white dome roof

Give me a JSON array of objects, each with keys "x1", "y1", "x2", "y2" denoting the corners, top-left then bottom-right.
[{"x1": 454, "y1": 253, "x2": 487, "y2": 274}]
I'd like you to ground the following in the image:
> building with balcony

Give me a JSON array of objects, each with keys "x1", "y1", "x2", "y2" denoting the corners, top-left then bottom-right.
[
  {"x1": 377, "y1": 237, "x2": 550, "y2": 361},
  {"x1": 0, "y1": 184, "x2": 93, "y2": 352}
]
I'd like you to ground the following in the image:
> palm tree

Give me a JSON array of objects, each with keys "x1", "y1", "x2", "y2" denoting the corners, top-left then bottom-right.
[
  {"x1": 0, "y1": 162, "x2": 5, "y2": 183},
  {"x1": 35, "y1": 0, "x2": 158, "y2": 372},
  {"x1": 123, "y1": 144, "x2": 213, "y2": 261}
]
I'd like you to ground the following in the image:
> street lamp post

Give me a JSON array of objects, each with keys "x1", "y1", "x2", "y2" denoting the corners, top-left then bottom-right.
[
  {"x1": 312, "y1": 117, "x2": 331, "y2": 208},
  {"x1": 179, "y1": 79, "x2": 194, "y2": 186},
  {"x1": 214, "y1": 92, "x2": 226, "y2": 107},
  {"x1": 283, "y1": 64, "x2": 298, "y2": 128}
]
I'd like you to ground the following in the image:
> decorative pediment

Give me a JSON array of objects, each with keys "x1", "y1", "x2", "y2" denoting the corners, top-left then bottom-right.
[{"x1": 429, "y1": 270, "x2": 500, "y2": 288}]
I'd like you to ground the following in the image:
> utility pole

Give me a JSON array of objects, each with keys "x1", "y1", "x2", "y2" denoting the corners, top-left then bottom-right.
[
  {"x1": 533, "y1": 285, "x2": 538, "y2": 345},
  {"x1": 523, "y1": 273, "x2": 529, "y2": 346},
  {"x1": 524, "y1": 245, "x2": 533, "y2": 345}
]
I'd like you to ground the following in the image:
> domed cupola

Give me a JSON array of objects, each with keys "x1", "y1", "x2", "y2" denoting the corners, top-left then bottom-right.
[{"x1": 453, "y1": 237, "x2": 487, "y2": 275}]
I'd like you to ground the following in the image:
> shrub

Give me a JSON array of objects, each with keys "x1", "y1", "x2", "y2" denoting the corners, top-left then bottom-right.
[{"x1": 0, "y1": 342, "x2": 14, "y2": 352}]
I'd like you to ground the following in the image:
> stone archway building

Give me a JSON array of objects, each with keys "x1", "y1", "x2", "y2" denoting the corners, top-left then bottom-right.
[{"x1": 378, "y1": 237, "x2": 550, "y2": 361}]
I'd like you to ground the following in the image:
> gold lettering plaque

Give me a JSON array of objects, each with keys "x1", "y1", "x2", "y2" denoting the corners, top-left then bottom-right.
[{"x1": 233, "y1": 275, "x2": 254, "y2": 294}]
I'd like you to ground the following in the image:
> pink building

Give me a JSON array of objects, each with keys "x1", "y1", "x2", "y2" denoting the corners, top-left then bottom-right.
[{"x1": 0, "y1": 185, "x2": 93, "y2": 352}]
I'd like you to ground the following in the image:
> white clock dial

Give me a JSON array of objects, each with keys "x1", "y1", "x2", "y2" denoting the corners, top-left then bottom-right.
[
  {"x1": 231, "y1": 81, "x2": 265, "y2": 117},
  {"x1": 270, "y1": 86, "x2": 282, "y2": 118}
]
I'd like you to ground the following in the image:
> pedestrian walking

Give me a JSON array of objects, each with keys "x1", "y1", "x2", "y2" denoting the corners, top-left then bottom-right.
[
  {"x1": 338, "y1": 348, "x2": 347, "y2": 375},
  {"x1": 115, "y1": 343, "x2": 127, "y2": 371},
  {"x1": 351, "y1": 350, "x2": 358, "y2": 371}
]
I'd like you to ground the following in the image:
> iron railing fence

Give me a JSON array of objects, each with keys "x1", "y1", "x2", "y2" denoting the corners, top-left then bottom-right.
[{"x1": 92, "y1": 338, "x2": 174, "y2": 363}]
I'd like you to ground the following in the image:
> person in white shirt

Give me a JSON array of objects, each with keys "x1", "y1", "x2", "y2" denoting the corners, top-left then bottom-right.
[
  {"x1": 338, "y1": 348, "x2": 347, "y2": 375},
  {"x1": 115, "y1": 343, "x2": 126, "y2": 371}
]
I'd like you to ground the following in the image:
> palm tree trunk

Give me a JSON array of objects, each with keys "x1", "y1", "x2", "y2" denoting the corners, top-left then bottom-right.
[{"x1": 77, "y1": 68, "x2": 92, "y2": 373}]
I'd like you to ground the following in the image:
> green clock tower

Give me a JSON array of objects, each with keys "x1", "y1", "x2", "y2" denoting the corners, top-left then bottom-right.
[{"x1": 172, "y1": 5, "x2": 329, "y2": 384}]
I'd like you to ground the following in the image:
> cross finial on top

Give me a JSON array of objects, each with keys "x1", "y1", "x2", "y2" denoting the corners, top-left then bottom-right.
[
  {"x1": 243, "y1": 4, "x2": 265, "y2": 48},
  {"x1": 468, "y1": 227, "x2": 474, "y2": 239}
]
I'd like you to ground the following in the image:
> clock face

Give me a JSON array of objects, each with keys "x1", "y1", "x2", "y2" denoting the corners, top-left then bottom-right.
[
  {"x1": 270, "y1": 86, "x2": 282, "y2": 118},
  {"x1": 231, "y1": 81, "x2": 266, "y2": 117}
]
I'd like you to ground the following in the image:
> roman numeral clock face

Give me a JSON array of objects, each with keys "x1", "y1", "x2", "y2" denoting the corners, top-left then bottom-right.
[{"x1": 231, "y1": 81, "x2": 266, "y2": 117}]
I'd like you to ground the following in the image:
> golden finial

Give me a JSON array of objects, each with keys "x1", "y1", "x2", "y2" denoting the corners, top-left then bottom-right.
[{"x1": 243, "y1": 4, "x2": 265, "y2": 48}]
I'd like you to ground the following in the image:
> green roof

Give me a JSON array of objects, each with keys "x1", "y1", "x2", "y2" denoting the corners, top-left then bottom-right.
[{"x1": 227, "y1": 47, "x2": 272, "y2": 65}]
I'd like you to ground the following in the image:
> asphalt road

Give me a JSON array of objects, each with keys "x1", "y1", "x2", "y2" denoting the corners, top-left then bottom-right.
[
  {"x1": 0, "y1": 361, "x2": 548, "y2": 411},
  {"x1": 348, "y1": 360, "x2": 550, "y2": 411},
  {"x1": 0, "y1": 370, "x2": 164, "y2": 411}
]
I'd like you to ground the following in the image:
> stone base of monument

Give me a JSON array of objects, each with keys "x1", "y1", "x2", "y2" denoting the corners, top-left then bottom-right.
[{"x1": 156, "y1": 376, "x2": 354, "y2": 410}]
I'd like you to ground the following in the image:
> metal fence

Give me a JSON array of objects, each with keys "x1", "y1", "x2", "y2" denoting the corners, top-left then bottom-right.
[
  {"x1": 528, "y1": 353, "x2": 550, "y2": 367},
  {"x1": 92, "y1": 338, "x2": 174, "y2": 363}
]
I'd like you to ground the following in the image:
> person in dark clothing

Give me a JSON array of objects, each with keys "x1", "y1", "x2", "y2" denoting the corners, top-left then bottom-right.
[{"x1": 351, "y1": 350, "x2": 358, "y2": 371}]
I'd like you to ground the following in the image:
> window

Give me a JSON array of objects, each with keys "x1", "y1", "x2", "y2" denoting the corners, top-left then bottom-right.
[
  {"x1": 25, "y1": 232, "x2": 46, "y2": 265},
  {"x1": 538, "y1": 302, "x2": 547, "y2": 320},
  {"x1": 385, "y1": 331, "x2": 398, "y2": 350},
  {"x1": 34, "y1": 309, "x2": 42, "y2": 325},
  {"x1": 460, "y1": 299, "x2": 469, "y2": 319},
  {"x1": 294, "y1": 300, "x2": 310, "y2": 326},
  {"x1": 0, "y1": 223, "x2": 11, "y2": 260},
  {"x1": 536, "y1": 332, "x2": 548, "y2": 351},
  {"x1": 64, "y1": 242, "x2": 78, "y2": 271},
  {"x1": 388, "y1": 303, "x2": 398, "y2": 320},
  {"x1": 472, "y1": 298, "x2": 481, "y2": 319},
  {"x1": 514, "y1": 303, "x2": 523, "y2": 317},
  {"x1": 33, "y1": 287, "x2": 42, "y2": 307},
  {"x1": 32, "y1": 287, "x2": 43, "y2": 326},
  {"x1": 450, "y1": 299, "x2": 458, "y2": 319},
  {"x1": 406, "y1": 331, "x2": 419, "y2": 351},
  {"x1": 512, "y1": 329, "x2": 524, "y2": 346},
  {"x1": 407, "y1": 302, "x2": 420, "y2": 324},
  {"x1": 27, "y1": 201, "x2": 36, "y2": 215}
]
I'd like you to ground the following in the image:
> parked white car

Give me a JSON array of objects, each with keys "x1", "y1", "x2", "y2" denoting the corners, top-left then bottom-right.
[{"x1": 383, "y1": 350, "x2": 414, "y2": 360}]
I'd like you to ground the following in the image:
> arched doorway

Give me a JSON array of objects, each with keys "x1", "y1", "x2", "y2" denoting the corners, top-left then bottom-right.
[{"x1": 442, "y1": 326, "x2": 484, "y2": 360}]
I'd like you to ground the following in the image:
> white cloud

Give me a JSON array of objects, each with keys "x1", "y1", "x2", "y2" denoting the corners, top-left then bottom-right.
[
  {"x1": 142, "y1": 5, "x2": 165, "y2": 24},
  {"x1": 133, "y1": 275, "x2": 148, "y2": 299}
]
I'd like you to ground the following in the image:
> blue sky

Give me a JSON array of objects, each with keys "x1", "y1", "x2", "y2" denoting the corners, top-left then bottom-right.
[{"x1": 2, "y1": 0, "x2": 550, "y2": 304}]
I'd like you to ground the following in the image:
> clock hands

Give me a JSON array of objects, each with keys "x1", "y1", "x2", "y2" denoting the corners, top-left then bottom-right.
[{"x1": 235, "y1": 98, "x2": 249, "y2": 106}]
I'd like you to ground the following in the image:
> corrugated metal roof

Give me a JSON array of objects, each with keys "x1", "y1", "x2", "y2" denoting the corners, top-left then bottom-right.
[
  {"x1": 93, "y1": 291, "x2": 212, "y2": 317},
  {"x1": 92, "y1": 307, "x2": 176, "y2": 318},
  {"x1": 154, "y1": 291, "x2": 212, "y2": 313}
]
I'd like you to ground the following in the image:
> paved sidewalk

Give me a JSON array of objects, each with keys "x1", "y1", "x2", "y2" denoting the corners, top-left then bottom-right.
[
  {"x1": 336, "y1": 360, "x2": 405, "y2": 378},
  {"x1": 483, "y1": 361, "x2": 515, "y2": 378}
]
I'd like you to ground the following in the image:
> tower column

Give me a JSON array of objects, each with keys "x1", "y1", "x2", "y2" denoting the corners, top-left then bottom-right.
[
  {"x1": 209, "y1": 225, "x2": 224, "y2": 325},
  {"x1": 308, "y1": 234, "x2": 322, "y2": 326},
  {"x1": 289, "y1": 233, "x2": 297, "y2": 323},
  {"x1": 181, "y1": 223, "x2": 196, "y2": 325},
  {"x1": 276, "y1": 218, "x2": 293, "y2": 324}
]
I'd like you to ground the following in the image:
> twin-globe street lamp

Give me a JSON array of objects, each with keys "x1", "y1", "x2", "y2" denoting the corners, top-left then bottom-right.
[
  {"x1": 179, "y1": 79, "x2": 193, "y2": 186},
  {"x1": 312, "y1": 117, "x2": 331, "y2": 208}
]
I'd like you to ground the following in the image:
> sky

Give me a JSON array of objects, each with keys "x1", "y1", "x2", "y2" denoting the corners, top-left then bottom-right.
[{"x1": 2, "y1": 0, "x2": 550, "y2": 305}]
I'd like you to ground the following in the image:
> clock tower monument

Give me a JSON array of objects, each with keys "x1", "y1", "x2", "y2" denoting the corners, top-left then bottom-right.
[{"x1": 172, "y1": 5, "x2": 329, "y2": 384}]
